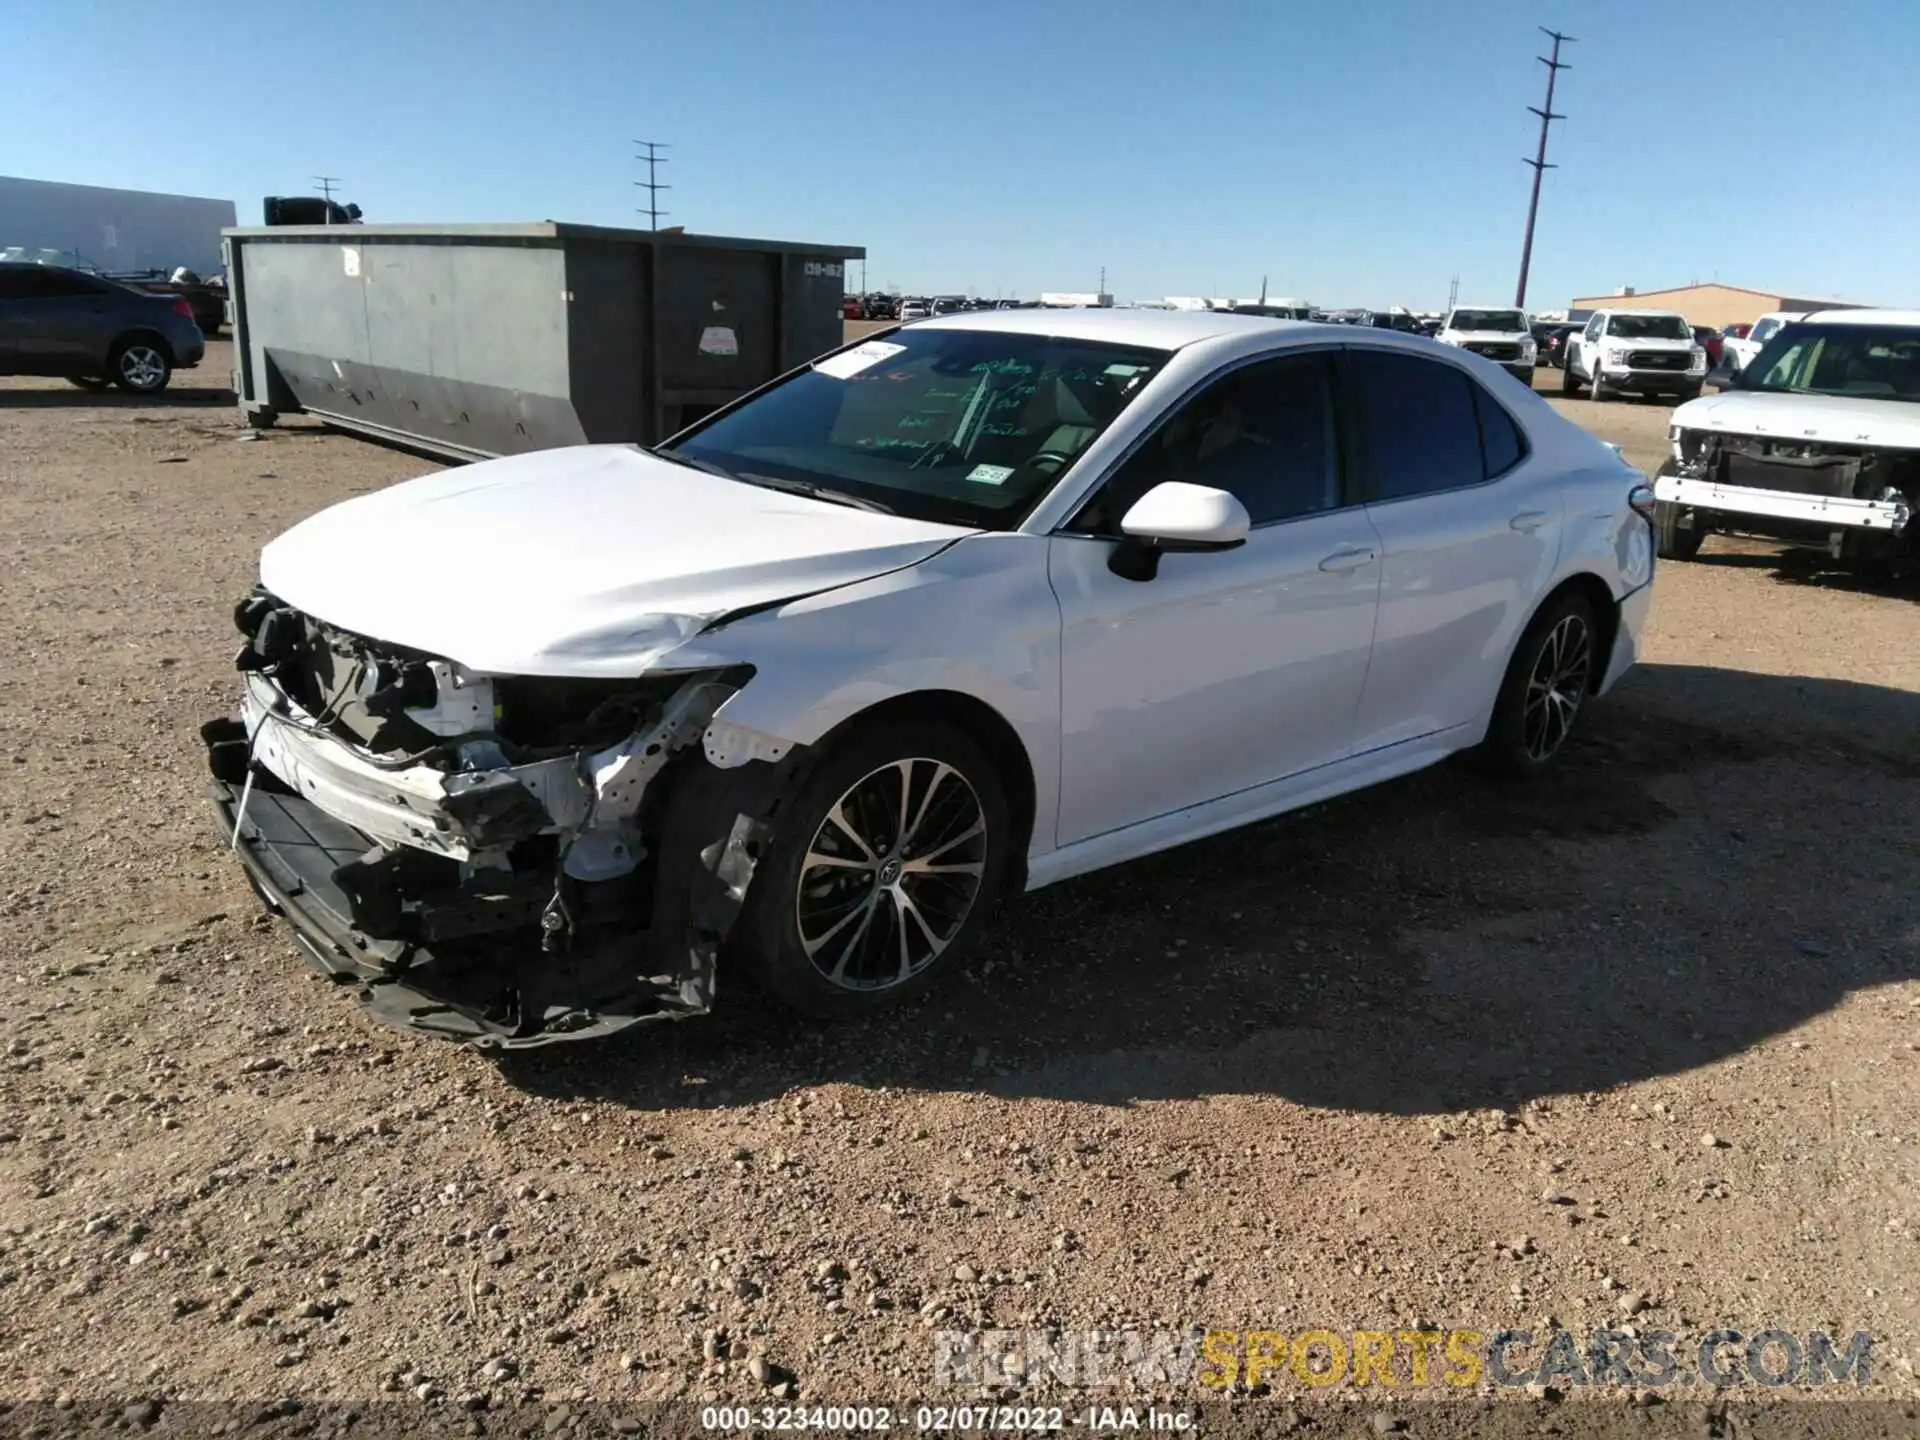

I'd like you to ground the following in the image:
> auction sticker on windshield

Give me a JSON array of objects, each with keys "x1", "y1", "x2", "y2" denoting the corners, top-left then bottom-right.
[
  {"x1": 966, "y1": 463, "x2": 1016, "y2": 486},
  {"x1": 814, "y1": 341, "x2": 908, "y2": 379}
]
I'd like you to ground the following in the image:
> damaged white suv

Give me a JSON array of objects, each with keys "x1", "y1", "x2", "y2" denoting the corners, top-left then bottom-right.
[
  {"x1": 205, "y1": 310, "x2": 1654, "y2": 1047},
  {"x1": 1654, "y1": 309, "x2": 1920, "y2": 571}
]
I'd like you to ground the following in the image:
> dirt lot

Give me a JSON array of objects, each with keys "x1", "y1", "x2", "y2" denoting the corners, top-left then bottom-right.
[{"x1": 1, "y1": 340, "x2": 1916, "y2": 1434}]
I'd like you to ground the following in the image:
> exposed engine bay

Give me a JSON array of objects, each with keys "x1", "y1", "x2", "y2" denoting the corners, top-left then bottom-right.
[
  {"x1": 1668, "y1": 427, "x2": 1916, "y2": 556},
  {"x1": 201, "y1": 587, "x2": 804, "y2": 1048}
]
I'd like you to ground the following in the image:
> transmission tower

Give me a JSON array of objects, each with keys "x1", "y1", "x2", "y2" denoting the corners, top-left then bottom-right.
[
  {"x1": 633, "y1": 141, "x2": 670, "y2": 230},
  {"x1": 1515, "y1": 28, "x2": 1573, "y2": 308}
]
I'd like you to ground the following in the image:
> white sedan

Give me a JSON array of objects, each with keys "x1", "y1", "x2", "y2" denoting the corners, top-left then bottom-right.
[{"x1": 205, "y1": 309, "x2": 1656, "y2": 1047}]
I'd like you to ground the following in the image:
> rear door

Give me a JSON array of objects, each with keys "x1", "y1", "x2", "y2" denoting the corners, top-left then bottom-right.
[
  {"x1": 5, "y1": 268, "x2": 116, "y2": 373},
  {"x1": 1344, "y1": 345, "x2": 1563, "y2": 753},
  {"x1": 0, "y1": 268, "x2": 25, "y2": 371}
]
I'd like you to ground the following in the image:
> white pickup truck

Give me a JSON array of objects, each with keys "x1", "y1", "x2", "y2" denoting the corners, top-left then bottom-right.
[
  {"x1": 1435, "y1": 305, "x2": 1536, "y2": 384},
  {"x1": 1653, "y1": 309, "x2": 1919, "y2": 576},
  {"x1": 1719, "y1": 311, "x2": 1797, "y2": 376},
  {"x1": 1562, "y1": 309, "x2": 1708, "y2": 402}
]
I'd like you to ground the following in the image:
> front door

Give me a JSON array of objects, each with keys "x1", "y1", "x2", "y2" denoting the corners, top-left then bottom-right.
[{"x1": 1048, "y1": 349, "x2": 1383, "y2": 845}]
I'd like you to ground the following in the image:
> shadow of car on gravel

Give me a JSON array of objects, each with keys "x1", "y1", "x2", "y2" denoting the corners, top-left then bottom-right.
[
  {"x1": 496, "y1": 664, "x2": 1919, "y2": 1117},
  {"x1": 1682, "y1": 544, "x2": 1920, "y2": 604},
  {"x1": 0, "y1": 384, "x2": 235, "y2": 408}
]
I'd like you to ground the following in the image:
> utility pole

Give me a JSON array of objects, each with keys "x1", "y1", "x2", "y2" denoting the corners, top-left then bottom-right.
[
  {"x1": 1447, "y1": 275, "x2": 1459, "y2": 311},
  {"x1": 633, "y1": 141, "x2": 670, "y2": 230},
  {"x1": 314, "y1": 176, "x2": 342, "y2": 225},
  {"x1": 1515, "y1": 28, "x2": 1573, "y2": 309}
]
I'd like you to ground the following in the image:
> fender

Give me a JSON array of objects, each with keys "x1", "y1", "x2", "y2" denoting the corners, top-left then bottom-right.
[{"x1": 664, "y1": 532, "x2": 1068, "y2": 855}]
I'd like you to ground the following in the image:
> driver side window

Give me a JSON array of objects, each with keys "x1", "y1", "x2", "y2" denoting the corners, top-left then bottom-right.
[
  {"x1": 1070, "y1": 352, "x2": 1340, "y2": 534},
  {"x1": 1585, "y1": 316, "x2": 1605, "y2": 341}
]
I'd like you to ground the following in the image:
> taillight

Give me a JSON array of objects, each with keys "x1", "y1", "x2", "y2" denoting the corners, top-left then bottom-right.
[{"x1": 171, "y1": 298, "x2": 194, "y2": 320}]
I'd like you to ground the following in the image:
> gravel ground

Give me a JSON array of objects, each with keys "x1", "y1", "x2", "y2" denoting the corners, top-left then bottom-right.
[{"x1": 1, "y1": 341, "x2": 1915, "y2": 1433}]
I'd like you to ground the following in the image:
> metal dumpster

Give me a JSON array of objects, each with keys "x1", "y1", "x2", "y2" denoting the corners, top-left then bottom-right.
[{"x1": 223, "y1": 222, "x2": 863, "y2": 462}]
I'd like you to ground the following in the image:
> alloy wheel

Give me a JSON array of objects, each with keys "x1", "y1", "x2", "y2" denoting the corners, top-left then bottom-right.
[
  {"x1": 118, "y1": 345, "x2": 167, "y2": 391},
  {"x1": 1523, "y1": 614, "x2": 1592, "y2": 761},
  {"x1": 794, "y1": 757, "x2": 988, "y2": 991}
]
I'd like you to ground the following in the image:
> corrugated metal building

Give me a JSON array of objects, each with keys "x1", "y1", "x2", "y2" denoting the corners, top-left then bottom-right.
[
  {"x1": 0, "y1": 175, "x2": 237, "y2": 275},
  {"x1": 1567, "y1": 282, "x2": 1867, "y2": 330}
]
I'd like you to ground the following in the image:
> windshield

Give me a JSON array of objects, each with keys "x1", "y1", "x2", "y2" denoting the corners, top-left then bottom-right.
[
  {"x1": 1451, "y1": 309, "x2": 1526, "y2": 332},
  {"x1": 1749, "y1": 317, "x2": 1785, "y2": 345},
  {"x1": 659, "y1": 328, "x2": 1170, "y2": 528},
  {"x1": 1737, "y1": 323, "x2": 1920, "y2": 401},
  {"x1": 1606, "y1": 314, "x2": 1691, "y2": 341}
]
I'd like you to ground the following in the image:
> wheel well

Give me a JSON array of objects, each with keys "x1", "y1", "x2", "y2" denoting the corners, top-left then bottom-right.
[
  {"x1": 1539, "y1": 572, "x2": 1620, "y2": 693},
  {"x1": 815, "y1": 690, "x2": 1037, "y2": 887},
  {"x1": 111, "y1": 329, "x2": 173, "y2": 364}
]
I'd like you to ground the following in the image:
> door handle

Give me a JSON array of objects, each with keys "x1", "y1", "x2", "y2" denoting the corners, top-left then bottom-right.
[
  {"x1": 1317, "y1": 547, "x2": 1377, "y2": 573},
  {"x1": 1509, "y1": 510, "x2": 1551, "y2": 533}
]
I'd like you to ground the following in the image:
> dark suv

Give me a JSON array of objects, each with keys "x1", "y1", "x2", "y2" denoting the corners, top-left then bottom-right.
[{"x1": 0, "y1": 263, "x2": 206, "y2": 393}]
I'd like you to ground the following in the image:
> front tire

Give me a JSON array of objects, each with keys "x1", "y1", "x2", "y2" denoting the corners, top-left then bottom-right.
[
  {"x1": 1560, "y1": 362, "x2": 1578, "y2": 395},
  {"x1": 1473, "y1": 590, "x2": 1601, "y2": 779},
  {"x1": 1653, "y1": 504, "x2": 1706, "y2": 562},
  {"x1": 110, "y1": 339, "x2": 172, "y2": 393},
  {"x1": 1588, "y1": 368, "x2": 1608, "y2": 403},
  {"x1": 732, "y1": 719, "x2": 1014, "y2": 1017}
]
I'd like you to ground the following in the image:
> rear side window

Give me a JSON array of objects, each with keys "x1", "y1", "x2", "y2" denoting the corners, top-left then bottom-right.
[
  {"x1": 1348, "y1": 350, "x2": 1485, "y2": 501},
  {"x1": 0, "y1": 268, "x2": 103, "y2": 299},
  {"x1": 1473, "y1": 385, "x2": 1526, "y2": 477}
]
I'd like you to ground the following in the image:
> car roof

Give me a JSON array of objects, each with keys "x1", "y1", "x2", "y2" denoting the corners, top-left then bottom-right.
[
  {"x1": 1592, "y1": 308, "x2": 1687, "y2": 319},
  {"x1": 910, "y1": 306, "x2": 1322, "y2": 350},
  {"x1": 1799, "y1": 308, "x2": 1920, "y2": 327}
]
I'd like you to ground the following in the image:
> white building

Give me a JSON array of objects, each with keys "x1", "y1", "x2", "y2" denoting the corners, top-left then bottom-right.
[
  {"x1": 0, "y1": 175, "x2": 237, "y2": 276},
  {"x1": 1039, "y1": 292, "x2": 1113, "y2": 308}
]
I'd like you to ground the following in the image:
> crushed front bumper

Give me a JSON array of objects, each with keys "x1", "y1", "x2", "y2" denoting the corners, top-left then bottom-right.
[
  {"x1": 204, "y1": 723, "x2": 802, "y2": 1049},
  {"x1": 1653, "y1": 473, "x2": 1911, "y2": 533}
]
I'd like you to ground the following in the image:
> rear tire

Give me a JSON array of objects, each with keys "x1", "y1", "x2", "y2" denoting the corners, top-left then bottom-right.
[
  {"x1": 732, "y1": 718, "x2": 1014, "y2": 1018},
  {"x1": 109, "y1": 339, "x2": 171, "y2": 393},
  {"x1": 1472, "y1": 590, "x2": 1601, "y2": 780}
]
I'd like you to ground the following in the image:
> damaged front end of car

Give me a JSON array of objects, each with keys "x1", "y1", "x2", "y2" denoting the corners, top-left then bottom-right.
[
  {"x1": 200, "y1": 587, "x2": 806, "y2": 1048},
  {"x1": 1665, "y1": 427, "x2": 1917, "y2": 561}
]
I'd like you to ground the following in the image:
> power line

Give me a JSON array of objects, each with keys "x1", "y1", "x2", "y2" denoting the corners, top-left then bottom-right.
[
  {"x1": 314, "y1": 175, "x2": 342, "y2": 225},
  {"x1": 633, "y1": 141, "x2": 670, "y2": 230},
  {"x1": 1515, "y1": 28, "x2": 1573, "y2": 309}
]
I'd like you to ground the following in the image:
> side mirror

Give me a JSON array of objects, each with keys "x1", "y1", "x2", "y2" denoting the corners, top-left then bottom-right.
[{"x1": 1108, "y1": 482, "x2": 1250, "y2": 581}]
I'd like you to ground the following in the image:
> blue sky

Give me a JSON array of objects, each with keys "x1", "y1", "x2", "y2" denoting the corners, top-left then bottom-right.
[{"x1": 4, "y1": 0, "x2": 1914, "y2": 308}]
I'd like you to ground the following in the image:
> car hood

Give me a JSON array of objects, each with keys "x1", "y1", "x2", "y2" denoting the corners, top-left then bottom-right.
[
  {"x1": 1670, "y1": 391, "x2": 1920, "y2": 448},
  {"x1": 1605, "y1": 336, "x2": 1693, "y2": 349},
  {"x1": 260, "y1": 444, "x2": 973, "y2": 677},
  {"x1": 1447, "y1": 329, "x2": 1530, "y2": 343}
]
